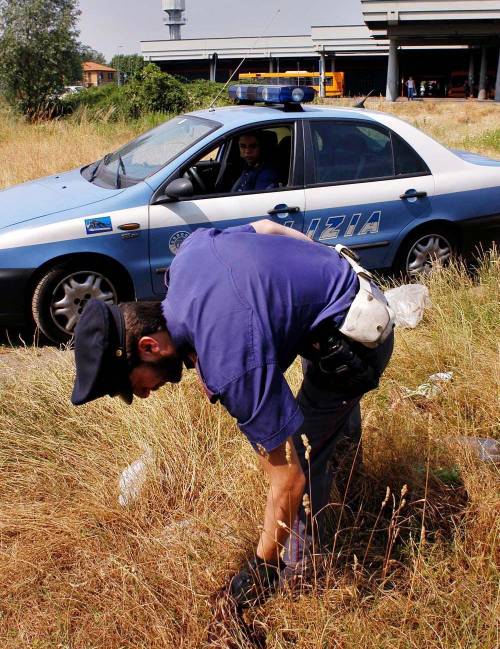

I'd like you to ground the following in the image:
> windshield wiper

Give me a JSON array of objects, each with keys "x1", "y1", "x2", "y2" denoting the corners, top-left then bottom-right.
[
  {"x1": 89, "y1": 153, "x2": 112, "y2": 183},
  {"x1": 115, "y1": 154, "x2": 127, "y2": 189}
]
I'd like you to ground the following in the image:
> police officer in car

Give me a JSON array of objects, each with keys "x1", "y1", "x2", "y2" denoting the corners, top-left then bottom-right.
[
  {"x1": 71, "y1": 219, "x2": 394, "y2": 608},
  {"x1": 231, "y1": 131, "x2": 280, "y2": 192}
]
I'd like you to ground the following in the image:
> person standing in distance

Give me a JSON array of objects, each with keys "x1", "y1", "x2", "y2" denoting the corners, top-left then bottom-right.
[{"x1": 405, "y1": 76, "x2": 416, "y2": 101}]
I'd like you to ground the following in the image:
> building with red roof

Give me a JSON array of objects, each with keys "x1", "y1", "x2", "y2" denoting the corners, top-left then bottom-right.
[{"x1": 83, "y1": 62, "x2": 117, "y2": 88}]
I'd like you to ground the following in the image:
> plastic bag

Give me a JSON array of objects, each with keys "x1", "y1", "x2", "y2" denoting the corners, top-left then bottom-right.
[
  {"x1": 402, "y1": 371, "x2": 453, "y2": 399},
  {"x1": 384, "y1": 284, "x2": 430, "y2": 328},
  {"x1": 118, "y1": 445, "x2": 153, "y2": 507},
  {"x1": 447, "y1": 436, "x2": 500, "y2": 465}
]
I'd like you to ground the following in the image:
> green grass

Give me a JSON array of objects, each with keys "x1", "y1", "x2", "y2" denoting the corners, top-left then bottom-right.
[{"x1": 470, "y1": 128, "x2": 500, "y2": 152}]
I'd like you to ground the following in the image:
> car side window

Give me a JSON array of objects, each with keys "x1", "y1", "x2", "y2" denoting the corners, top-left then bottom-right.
[
  {"x1": 180, "y1": 125, "x2": 294, "y2": 198},
  {"x1": 310, "y1": 121, "x2": 394, "y2": 184},
  {"x1": 392, "y1": 133, "x2": 430, "y2": 176}
]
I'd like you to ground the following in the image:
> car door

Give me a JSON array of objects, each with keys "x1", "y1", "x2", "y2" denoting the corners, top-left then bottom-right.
[
  {"x1": 148, "y1": 121, "x2": 305, "y2": 295},
  {"x1": 303, "y1": 118, "x2": 435, "y2": 270}
]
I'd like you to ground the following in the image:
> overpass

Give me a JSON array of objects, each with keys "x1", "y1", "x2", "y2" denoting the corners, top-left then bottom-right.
[
  {"x1": 141, "y1": 1, "x2": 500, "y2": 100},
  {"x1": 362, "y1": 1, "x2": 500, "y2": 100}
]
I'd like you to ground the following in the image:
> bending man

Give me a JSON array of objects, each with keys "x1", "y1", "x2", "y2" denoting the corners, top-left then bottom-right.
[{"x1": 71, "y1": 220, "x2": 394, "y2": 607}]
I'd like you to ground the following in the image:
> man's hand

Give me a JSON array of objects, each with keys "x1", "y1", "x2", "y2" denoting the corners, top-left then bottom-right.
[{"x1": 256, "y1": 437, "x2": 306, "y2": 563}]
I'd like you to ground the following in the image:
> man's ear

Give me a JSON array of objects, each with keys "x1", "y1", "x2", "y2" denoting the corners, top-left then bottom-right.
[{"x1": 137, "y1": 335, "x2": 162, "y2": 360}]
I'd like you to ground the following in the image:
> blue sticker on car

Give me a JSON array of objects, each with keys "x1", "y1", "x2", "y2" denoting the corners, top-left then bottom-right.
[{"x1": 85, "y1": 216, "x2": 113, "y2": 235}]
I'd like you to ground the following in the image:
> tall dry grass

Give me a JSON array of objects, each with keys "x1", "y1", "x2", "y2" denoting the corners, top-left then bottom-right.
[
  {"x1": 0, "y1": 256, "x2": 498, "y2": 648},
  {"x1": 0, "y1": 100, "x2": 499, "y2": 647},
  {"x1": 0, "y1": 103, "x2": 149, "y2": 190}
]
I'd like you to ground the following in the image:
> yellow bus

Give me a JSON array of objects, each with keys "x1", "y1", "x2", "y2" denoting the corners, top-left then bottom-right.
[{"x1": 238, "y1": 71, "x2": 345, "y2": 98}]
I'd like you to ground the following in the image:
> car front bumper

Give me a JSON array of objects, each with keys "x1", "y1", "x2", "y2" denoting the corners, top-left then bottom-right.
[{"x1": 0, "y1": 269, "x2": 34, "y2": 326}]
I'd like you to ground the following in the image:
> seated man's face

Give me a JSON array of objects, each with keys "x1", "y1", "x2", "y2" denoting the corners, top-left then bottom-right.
[{"x1": 239, "y1": 135, "x2": 261, "y2": 166}]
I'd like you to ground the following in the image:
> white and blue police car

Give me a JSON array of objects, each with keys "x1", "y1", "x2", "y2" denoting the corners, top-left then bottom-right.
[{"x1": 1, "y1": 84, "x2": 499, "y2": 342}]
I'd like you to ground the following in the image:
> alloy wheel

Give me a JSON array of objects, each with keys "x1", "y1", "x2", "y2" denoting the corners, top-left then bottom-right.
[
  {"x1": 406, "y1": 233, "x2": 452, "y2": 277},
  {"x1": 50, "y1": 270, "x2": 117, "y2": 335}
]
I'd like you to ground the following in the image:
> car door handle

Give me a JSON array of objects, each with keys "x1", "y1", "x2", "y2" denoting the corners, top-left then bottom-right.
[
  {"x1": 400, "y1": 189, "x2": 428, "y2": 200},
  {"x1": 267, "y1": 205, "x2": 301, "y2": 216}
]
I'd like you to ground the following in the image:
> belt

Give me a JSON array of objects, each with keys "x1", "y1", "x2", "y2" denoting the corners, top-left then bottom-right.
[{"x1": 335, "y1": 245, "x2": 395, "y2": 348}]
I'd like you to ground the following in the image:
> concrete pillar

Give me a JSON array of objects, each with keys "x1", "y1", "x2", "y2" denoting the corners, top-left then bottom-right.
[
  {"x1": 269, "y1": 56, "x2": 274, "y2": 73},
  {"x1": 209, "y1": 53, "x2": 217, "y2": 82},
  {"x1": 386, "y1": 40, "x2": 399, "y2": 102},
  {"x1": 319, "y1": 51, "x2": 326, "y2": 99},
  {"x1": 478, "y1": 46, "x2": 487, "y2": 100},
  {"x1": 468, "y1": 51, "x2": 475, "y2": 91},
  {"x1": 495, "y1": 48, "x2": 500, "y2": 101},
  {"x1": 331, "y1": 54, "x2": 336, "y2": 73}
]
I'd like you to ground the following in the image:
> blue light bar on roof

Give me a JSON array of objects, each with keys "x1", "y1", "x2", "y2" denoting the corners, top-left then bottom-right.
[{"x1": 228, "y1": 84, "x2": 316, "y2": 105}]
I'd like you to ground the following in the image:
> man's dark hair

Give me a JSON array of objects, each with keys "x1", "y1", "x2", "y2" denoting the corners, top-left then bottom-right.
[
  {"x1": 119, "y1": 301, "x2": 167, "y2": 370},
  {"x1": 239, "y1": 130, "x2": 264, "y2": 145}
]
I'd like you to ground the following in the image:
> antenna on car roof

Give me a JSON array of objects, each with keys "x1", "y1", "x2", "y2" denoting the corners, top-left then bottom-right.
[
  {"x1": 208, "y1": 8, "x2": 282, "y2": 112},
  {"x1": 354, "y1": 89, "x2": 375, "y2": 109}
]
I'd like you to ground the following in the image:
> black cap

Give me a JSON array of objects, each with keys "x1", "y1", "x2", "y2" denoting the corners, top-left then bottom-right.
[{"x1": 71, "y1": 299, "x2": 133, "y2": 406}]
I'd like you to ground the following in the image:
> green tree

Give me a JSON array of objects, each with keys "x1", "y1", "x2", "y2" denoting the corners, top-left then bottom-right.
[
  {"x1": 79, "y1": 45, "x2": 107, "y2": 66},
  {"x1": 0, "y1": 0, "x2": 81, "y2": 118},
  {"x1": 65, "y1": 44, "x2": 107, "y2": 84},
  {"x1": 110, "y1": 54, "x2": 146, "y2": 84},
  {"x1": 124, "y1": 63, "x2": 188, "y2": 117}
]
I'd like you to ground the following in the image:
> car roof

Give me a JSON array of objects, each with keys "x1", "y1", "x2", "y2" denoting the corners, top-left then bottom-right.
[{"x1": 187, "y1": 104, "x2": 379, "y2": 127}]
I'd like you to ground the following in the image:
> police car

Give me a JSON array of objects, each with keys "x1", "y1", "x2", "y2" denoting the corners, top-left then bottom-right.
[{"x1": 1, "y1": 84, "x2": 499, "y2": 343}]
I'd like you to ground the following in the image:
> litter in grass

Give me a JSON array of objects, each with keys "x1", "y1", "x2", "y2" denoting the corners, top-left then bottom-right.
[
  {"x1": 385, "y1": 284, "x2": 430, "y2": 328},
  {"x1": 118, "y1": 445, "x2": 153, "y2": 507},
  {"x1": 402, "y1": 371, "x2": 454, "y2": 399},
  {"x1": 448, "y1": 436, "x2": 500, "y2": 465}
]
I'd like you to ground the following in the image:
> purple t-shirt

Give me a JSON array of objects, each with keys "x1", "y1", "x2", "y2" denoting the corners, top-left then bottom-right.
[{"x1": 162, "y1": 225, "x2": 358, "y2": 452}]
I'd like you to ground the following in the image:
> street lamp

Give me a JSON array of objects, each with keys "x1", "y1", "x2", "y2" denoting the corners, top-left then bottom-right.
[{"x1": 117, "y1": 45, "x2": 124, "y2": 86}]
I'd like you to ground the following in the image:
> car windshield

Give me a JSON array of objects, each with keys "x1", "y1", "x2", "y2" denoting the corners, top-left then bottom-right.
[{"x1": 84, "y1": 115, "x2": 221, "y2": 188}]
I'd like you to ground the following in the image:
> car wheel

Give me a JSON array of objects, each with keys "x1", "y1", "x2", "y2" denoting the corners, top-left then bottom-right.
[
  {"x1": 396, "y1": 228, "x2": 457, "y2": 278},
  {"x1": 32, "y1": 263, "x2": 120, "y2": 344}
]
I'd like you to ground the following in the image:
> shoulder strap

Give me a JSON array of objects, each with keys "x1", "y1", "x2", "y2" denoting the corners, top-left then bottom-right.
[{"x1": 335, "y1": 244, "x2": 374, "y2": 284}]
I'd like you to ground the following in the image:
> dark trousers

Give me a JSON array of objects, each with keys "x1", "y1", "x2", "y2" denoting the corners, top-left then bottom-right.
[{"x1": 283, "y1": 331, "x2": 394, "y2": 570}]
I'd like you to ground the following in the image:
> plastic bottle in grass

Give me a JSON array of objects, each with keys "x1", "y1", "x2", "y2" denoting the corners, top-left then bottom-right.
[{"x1": 454, "y1": 437, "x2": 500, "y2": 464}]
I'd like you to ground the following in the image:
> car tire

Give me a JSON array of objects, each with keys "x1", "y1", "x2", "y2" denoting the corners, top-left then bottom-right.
[
  {"x1": 32, "y1": 263, "x2": 122, "y2": 344},
  {"x1": 395, "y1": 227, "x2": 457, "y2": 278}
]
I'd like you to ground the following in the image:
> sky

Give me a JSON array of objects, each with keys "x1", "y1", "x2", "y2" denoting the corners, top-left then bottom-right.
[{"x1": 77, "y1": 0, "x2": 364, "y2": 61}]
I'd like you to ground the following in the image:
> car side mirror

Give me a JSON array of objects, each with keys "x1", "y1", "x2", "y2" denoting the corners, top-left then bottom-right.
[{"x1": 160, "y1": 178, "x2": 194, "y2": 202}]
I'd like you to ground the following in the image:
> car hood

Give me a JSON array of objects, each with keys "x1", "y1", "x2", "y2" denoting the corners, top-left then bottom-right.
[
  {"x1": 452, "y1": 150, "x2": 500, "y2": 167},
  {"x1": 0, "y1": 167, "x2": 124, "y2": 229}
]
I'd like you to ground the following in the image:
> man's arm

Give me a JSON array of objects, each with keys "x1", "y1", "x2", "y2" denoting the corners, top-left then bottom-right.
[
  {"x1": 255, "y1": 436, "x2": 306, "y2": 563},
  {"x1": 227, "y1": 438, "x2": 304, "y2": 608},
  {"x1": 251, "y1": 218, "x2": 314, "y2": 244}
]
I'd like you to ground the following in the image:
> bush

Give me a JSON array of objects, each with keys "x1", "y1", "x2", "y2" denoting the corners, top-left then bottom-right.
[
  {"x1": 61, "y1": 71, "x2": 231, "y2": 122},
  {"x1": 62, "y1": 66, "x2": 190, "y2": 121},
  {"x1": 61, "y1": 71, "x2": 233, "y2": 122},
  {"x1": 124, "y1": 64, "x2": 188, "y2": 118},
  {"x1": 185, "y1": 79, "x2": 228, "y2": 110},
  {"x1": 62, "y1": 84, "x2": 130, "y2": 120}
]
